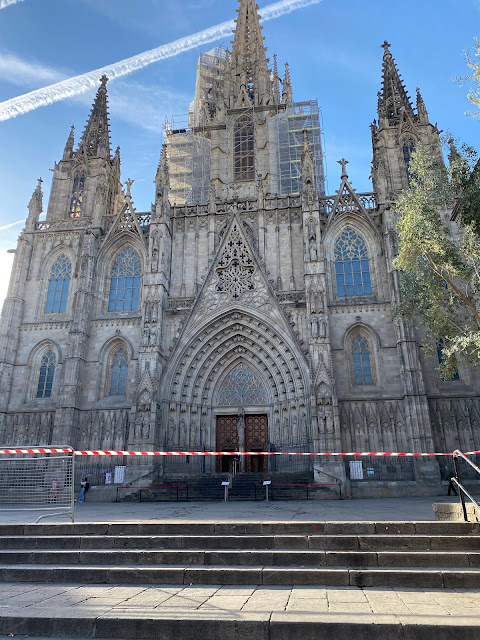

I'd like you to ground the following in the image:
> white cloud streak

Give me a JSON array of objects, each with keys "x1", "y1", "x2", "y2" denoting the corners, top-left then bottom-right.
[
  {"x1": 0, "y1": 0, "x2": 321, "y2": 122},
  {"x1": 0, "y1": 219, "x2": 24, "y2": 231},
  {"x1": 0, "y1": 0, "x2": 23, "y2": 9}
]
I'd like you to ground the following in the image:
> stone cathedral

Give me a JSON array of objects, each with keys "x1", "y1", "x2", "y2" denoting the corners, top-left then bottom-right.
[{"x1": 1, "y1": 0, "x2": 479, "y2": 495}]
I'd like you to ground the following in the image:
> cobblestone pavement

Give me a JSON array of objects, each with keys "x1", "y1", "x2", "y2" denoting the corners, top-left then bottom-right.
[
  {"x1": 0, "y1": 496, "x2": 459, "y2": 524},
  {"x1": 0, "y1": 582, "x2": 478, "y2": 619}
]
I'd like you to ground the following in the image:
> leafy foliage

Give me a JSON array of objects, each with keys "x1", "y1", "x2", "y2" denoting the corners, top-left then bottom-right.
[{"x1": 393, "y1": 141, "x2": 480, "y2": 379}]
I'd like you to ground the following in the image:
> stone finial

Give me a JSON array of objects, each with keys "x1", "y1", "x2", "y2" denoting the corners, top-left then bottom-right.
[{"x1": 338, "y1": 158, "x2": 349, "y2": 179}]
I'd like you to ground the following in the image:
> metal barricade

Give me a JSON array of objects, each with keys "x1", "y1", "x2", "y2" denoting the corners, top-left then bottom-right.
[{"x1": 0, "y1": 445, "x2": 75, "y2": 522}]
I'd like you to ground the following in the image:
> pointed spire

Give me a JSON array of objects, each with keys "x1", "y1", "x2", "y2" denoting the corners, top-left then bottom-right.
[
  {"x1": 226, "y1": 0, "x2": 273, "y2": 105},
  {"x1": 78, "y1": 75, "x2": 111, "y2": 159},
  {"x1": 63, "y1": 125, "x2": 75, "y2": 160},
  {"x1": 282, "y1": 62, "x2": 293, "y2": 104},
  {"x1": 26, "y1": 178, "x2": 43, "y2": 230},
  {"x1": 272, "y1": 54, "x2": 281, "y2": 103},
  {"x1": 416, "y1": 86, "x2": 429, "y2": 123},
  {"x1": 378, "y1": 41, "x2": 415, "y2": 124}
]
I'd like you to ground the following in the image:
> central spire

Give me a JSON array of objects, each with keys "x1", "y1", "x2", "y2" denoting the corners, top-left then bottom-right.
[{"x1": 226, "y1": 0, "x2": 273, "y2": 106}]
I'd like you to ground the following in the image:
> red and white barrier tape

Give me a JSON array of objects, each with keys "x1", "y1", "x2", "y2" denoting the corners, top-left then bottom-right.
[{"x1": 1, "y1": 448, "x2": 479, "y2": 457}]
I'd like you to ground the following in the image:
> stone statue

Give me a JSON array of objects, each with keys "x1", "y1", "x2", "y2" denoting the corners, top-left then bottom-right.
[
  {"x1": 309, "y1": 239, "x2": 317, "y2": 261},
  {"x1": 318, "y1": 316, "x2": 326, "y2": 338},
  {"x1": 311, "y1": 315, "x2": 319, "y2": 338}
]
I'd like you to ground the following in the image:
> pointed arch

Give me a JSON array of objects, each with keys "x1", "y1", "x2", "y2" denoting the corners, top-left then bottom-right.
[
  {"x1": 216, "y1": 360, "x2": 268, "y2": 407},
  {"x1": 27, "y1": 340, "x2": 61, "y2": 401},
  {"x1": 333, "y1": 227, "x2": 372, "y2": 298},
  {"x1": 45, "y1": 253, "x2": 72, "y2": 314},
  {"x1": 233, "y1": 113, "x2": 255, "y2": 182},
  {"x1": 70, "y1": 168, "x2": 86, "y2": 218},
  {"x1": 163, "y1": 308, "x2": 309, "y2": 408},
  {"x1": 107, "y1": 246, "x2": 142, "y2": 312},
  {"x1": 344, "y1": 324, "x2": 380, "y2": 388},
  {"x1": 401, "y1": 135, "x2": 416, "y2": 183}
]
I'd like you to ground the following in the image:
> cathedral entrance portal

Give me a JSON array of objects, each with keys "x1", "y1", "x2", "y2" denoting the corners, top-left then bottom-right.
[{"x1": 216, "y1": 414, "x2": 268, "y2": 473}]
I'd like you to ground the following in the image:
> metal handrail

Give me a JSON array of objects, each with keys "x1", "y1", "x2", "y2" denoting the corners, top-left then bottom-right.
[{"x1": 453, "y1": 449, "x2": 480, "y2": 522}]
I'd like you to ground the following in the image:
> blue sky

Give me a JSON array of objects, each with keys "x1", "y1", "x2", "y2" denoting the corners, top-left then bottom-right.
[{"x1": 0, "y1": 0, "x2": 479, "y2": 309}]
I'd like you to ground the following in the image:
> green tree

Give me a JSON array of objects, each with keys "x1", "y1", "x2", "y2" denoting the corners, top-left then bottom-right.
[
  {"x1": 393, "y1": 140, "x2": 480, "y2": 379},
  {"x1": 463, "y1": 37, "x2": 480, "y2": 117}
]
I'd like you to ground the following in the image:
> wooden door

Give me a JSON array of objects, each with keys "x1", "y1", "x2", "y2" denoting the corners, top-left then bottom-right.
[
  {"x1": 245, "y1": 414, "x2": 268, "y2": 472},
  {"x1": 216, "y1": 415, "x2": 238, "y2": 472}
]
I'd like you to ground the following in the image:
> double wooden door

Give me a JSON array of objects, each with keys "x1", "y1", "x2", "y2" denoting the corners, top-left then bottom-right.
[{"x1": 216, "y1": 414, "x2": 268, "y2": 472}]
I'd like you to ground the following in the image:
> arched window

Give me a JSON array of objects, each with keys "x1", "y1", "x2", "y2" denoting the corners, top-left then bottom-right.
[
  {"x1": 351, "y1": 334, "x2": 373, "y2": 385},
  {"x1": 218, "y1": 363, "x2": 266, "y2": 406},
  {"x1": 402, "y1": 136, "x2": 416, "y2": 183},
  {"x1": 334, "y1": 228, "x2": 372, "y2": 298},
  {"x1": 70, "y1": 171, "x2": 85, "y2": 218},
  {"x1": 36, "y1": 350, "x2": 56, "y2": 398},
  {"x1": 107, "y1": 247, "x2": 141, "y2": 312},
  {"x1": 234, "y1": 114, "x2": 255, "y2": 182},
  {"x1": 45, "y1": 254, "x2": 71, "y2": 314},
  {"x1": 109, "y1": 347, "x2": 128, "y2": 396},
  {"x1": 437, "y1": 339, "x2": 460, "y2": 381}
]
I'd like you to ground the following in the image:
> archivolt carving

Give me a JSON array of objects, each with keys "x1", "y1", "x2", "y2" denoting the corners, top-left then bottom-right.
[{"x1": 164, "y1": 310, "x2": 309, "y2": 407}]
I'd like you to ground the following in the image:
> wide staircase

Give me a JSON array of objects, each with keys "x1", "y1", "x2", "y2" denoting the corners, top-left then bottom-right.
[{"x1": 0, "y1": 519, "x2": 479, "y2": 638}]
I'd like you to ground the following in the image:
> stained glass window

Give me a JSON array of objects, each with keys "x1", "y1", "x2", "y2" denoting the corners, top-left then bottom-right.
[
  {"x1": 108, "y1": 247, "x2": 141, "y2": 312},
  {"x1": 218, "y1": 364, "x2": 266, "y2": 406},
  {"x1": 234, "y1": 115, "x2": 255, "y2": 182},
  {"x1": 352, "y1": 334, "x2": 373, "y2": 385},
  {"x1": 334, "y1": 228, "x2": 372, "y2": 298},
  {"x1": 45, "y1": 254, "x2": 71, "y2": 314},
  {"x1": 437, "y1": 339, "x2": 460, "y2": 381},
  {"x1": 36, "y1": 350, "x2": 56, "y2": 398},
  {"x1": 109, "y1": 348, "x2": 128, "y2": 396},
  {"x1": 70, "y1": 171, "x2": 85, "y2": 218}
]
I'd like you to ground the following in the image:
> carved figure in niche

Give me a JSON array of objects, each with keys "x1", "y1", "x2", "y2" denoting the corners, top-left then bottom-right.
[
  {"x1": 274, "y1": 418, "x2": 281, "y2": 444},
  {"x1": 308, "y1": 218, "x2": 316, "y2": 241},
  {"x1": 318, "y1": 316, "x2": 326, "y2": 338},
  {"x1": 142, "y1": 327, "x2": 150, "y2": 347},
  {"x1": 141, "y1": 418, "x2": 150, "y2": 440},
  {"x1": 309, "y1": 239, "x2": 317, "y2": 261},
  {"x1": 300, "y1": 413, "x2": 307, "y2": 441},
  {"x1": 134, "y1": 416, "x2": 143, "y2": 439},
  {"x1": 167, "y1": 418, "x2": 176, "y2": 445},
  {"x1": 283, "y1": 417, "x2": 289, "y2": 443},
  {"x1": 200, "y1": 420, "x2": 207, "y2": 447},
  {"x1": 311, "y1": 315, "x2": 319, "y2": 338},
  {"x1": 317, "y1": 406, "x2": 326, "y2": 434},
  {"x1": 179, "y1": 418, "x2": 187, "y2": 447},
  {"x1": 149, "y1": 329, "x2": 157, "y2": 347}
]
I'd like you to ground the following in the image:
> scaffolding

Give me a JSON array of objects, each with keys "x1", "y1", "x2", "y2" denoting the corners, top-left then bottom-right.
[
  {"x1": 273, "y1": 100, "x2": 325, "y2": 196},
  {"x1": 165, "y1": 126, "x2": 211, "y2": 205},
  {"x1": 190, "y1": 47, "x2": 227, "y2": 129}
]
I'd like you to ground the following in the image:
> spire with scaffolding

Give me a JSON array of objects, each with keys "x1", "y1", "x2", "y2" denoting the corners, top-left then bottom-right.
[{"x1": 225, "y1": 0, "x2": 274, "y2": 106}]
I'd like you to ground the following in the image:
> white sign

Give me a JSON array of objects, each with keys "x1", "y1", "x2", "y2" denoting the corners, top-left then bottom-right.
[
  {"x1": 114, "y1": 466, "x2": 126, "y2": 484},
  {"x1": 349, "y1": 461, "x2": 364, "y2": 480},
  {"x1": 263, "y1": 481, "x2": 271, "y2": 485},
  {"x1": 221, "y1": 481, "x2": 230, "y2": 486}
]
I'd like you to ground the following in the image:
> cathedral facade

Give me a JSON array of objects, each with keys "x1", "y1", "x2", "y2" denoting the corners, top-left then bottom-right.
[{"x1": 1, "y1": 0, "x2": 479, "y2": 494}]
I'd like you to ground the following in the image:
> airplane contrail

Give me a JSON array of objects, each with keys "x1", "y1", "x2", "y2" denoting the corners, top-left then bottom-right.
[
  {"x1": 0, "y1": 219, "x2": 24, "y2": 231},
  {"x1": 0, "y1": 0, "x2": 321, "y2": 122},
  {"x1": 0, "y1": 0, "x2": 23, "y2": 9}
]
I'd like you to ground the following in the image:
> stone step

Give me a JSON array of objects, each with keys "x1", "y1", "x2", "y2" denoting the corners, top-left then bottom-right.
[
  {"x1": 1, "y1": 533, "x2": 479, "y2": 550},
  {"x1": 1, "y1": 612, "x2": 480, "y2": 640},
  {"x1": 1, "y1": 521, "x2": 479, "y2": 536},
  {"x1": 1, "y1": 563, "x2": 480, "y2": 587},
  {"x1": 1, "y1": 548, "x2": 480, "y2": 568}
]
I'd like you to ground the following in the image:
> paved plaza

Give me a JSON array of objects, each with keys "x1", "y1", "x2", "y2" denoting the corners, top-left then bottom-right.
[{"x1": 0, "y1": 496, "x2": 460, "y2": 524}]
